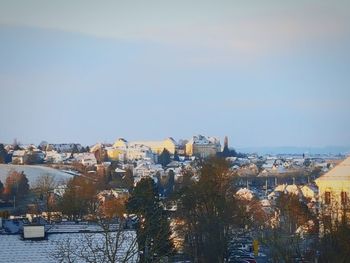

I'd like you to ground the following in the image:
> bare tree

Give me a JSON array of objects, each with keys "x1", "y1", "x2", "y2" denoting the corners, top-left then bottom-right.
[
  {"x1": 33, "y1": 174, "x2": 57, "y2": 221},
  {"x1": 51, "y1": 220, "x2": 139, "y2": 263},
  {"x1": 261, "y1": 193, "x2": 317, "y2": 262}
]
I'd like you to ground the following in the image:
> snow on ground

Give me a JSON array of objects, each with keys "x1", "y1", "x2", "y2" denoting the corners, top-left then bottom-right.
[
  {"x1": 0, "y1": 164, "x2": 74, "y2": 187},
  {"x1": 0, "y1": 231, "x2": 138, "y2": 263}
]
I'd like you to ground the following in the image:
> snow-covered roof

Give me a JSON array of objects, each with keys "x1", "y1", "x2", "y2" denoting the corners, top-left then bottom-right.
[
  {"x1": 129, "y1": 138, "x2": 176, "y2": 148},
  {"x1": 115, "y1": 168, "x2": 126, "y2": 173},
  {"x1": 166, "y1": 161, "x2": 180, "y2": 168},
  {"x1": 235, "y1": 188, "x2": 254, "y2": 201},
  {"x1": 262, "y1": 160, "x2": 275, "y2": 169},
  {"x1": 301, "y1": 184, "x2": 318, "y2": 193},
  {"x1": 74, "y1": 153, "x2": 96, "y2": 161},
  {"x1": 188, "y1": 135, "x2": 220, "y2": 145},
  {"x1": 260, "y1": 199, "x2": 271, "y2": 207},
  {"x1": 90, "y1": 143, "x2": 103, "y2": 152},
  {"x1": 285, "y1": 184, "x2": 302, "y2": 196},
  {"x1": 315, "y1": 156, "x2": 350, "y2": 182},
  {"x1": 267, "y1": 191, "x2": 276, "y2": 199},
  {"x1": 50, "y1": 143, "x2": 83, "y2": 153},
  {"x1": 97, "y1": 189, "x2": 129, "y2": 200},
  {"x1": 53, "y1": 185, "x2": 67, "y2": 197},
  {"x1": 274, "y1": 184, "x2": 287, "y2": 192},
  {"x1": 300, "y1": 185, "x2": 318, "y2": 199},
  {"x1": 12, "y1": 150, "x2": 26, "y2": 157},
  {"x1": 0, "y1": 230, "x2": 137, "y2": 263}
]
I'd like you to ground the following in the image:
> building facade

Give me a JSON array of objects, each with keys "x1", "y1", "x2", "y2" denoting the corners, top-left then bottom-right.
[
  {"x1": 185, "y1": 135, "x2": 221, "y2": 158},
  {"x1": 114, "y1": 138, "x2": 177, "y2": 155},
  {"x1": 315, "y1": 156, "x2": 350, "y2": 224}
]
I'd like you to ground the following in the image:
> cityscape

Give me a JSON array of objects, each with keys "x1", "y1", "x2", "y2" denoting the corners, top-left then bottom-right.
[
  {"x1": 1, "y1": 1, "x2": 350, "y2": 263},
  {"x1": 0, "y1": 136, "x2": 349, "y2": 262}
]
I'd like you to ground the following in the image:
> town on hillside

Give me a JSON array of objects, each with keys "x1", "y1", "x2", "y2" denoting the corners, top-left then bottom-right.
[{"x1": 0, "y1": 135, "x2": 349, "y2": 263}]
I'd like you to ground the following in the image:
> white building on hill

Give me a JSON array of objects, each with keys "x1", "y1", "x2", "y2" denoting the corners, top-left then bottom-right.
[{"x1": 185, "y1": 135, "x2": 221, "y2": 158}]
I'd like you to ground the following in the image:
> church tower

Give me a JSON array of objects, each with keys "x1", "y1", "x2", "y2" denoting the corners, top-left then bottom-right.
[{"x1": 224, "y1": 136, "x2": 228, "y2": 149}]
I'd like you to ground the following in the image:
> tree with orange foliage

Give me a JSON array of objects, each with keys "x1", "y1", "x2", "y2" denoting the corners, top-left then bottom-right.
[
  {"x1": 3, "y1": 170, "x2": 29, "y2": 201},
  {"x1": 58, "y1": 176, "x2": 98, "y2": 220},
  {"x1": 102, "y1": 197, "x2": 127, "y2": 219}
]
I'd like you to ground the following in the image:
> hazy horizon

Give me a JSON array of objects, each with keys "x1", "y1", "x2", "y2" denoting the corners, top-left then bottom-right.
[
  {"x1": 1, "y1": 1, "x2": 349, "y2": 148},
  {"x1": 1, "y1": 136, "x2": 350, "y2": 153}
]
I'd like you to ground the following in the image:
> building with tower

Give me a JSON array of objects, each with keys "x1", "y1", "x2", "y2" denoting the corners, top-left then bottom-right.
[{"x1": 185, "y1": 135, "x2": 221, "y2": 158}]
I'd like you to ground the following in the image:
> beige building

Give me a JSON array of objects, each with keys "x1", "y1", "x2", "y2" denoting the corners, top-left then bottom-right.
[
  {"x1": 185, "y1": 135, "x2": 221, "y2": 158},
  {"x1": 300, "y1": 185, "x2": 318, "y2": 200},
  {"x1": 107, "y1": 143, "x2": 155, "y2": 162},
  {"x1": 113, "y1": 138, "x2": 177, "y2": 155},
  {"x1": 106, "y1": 147, "x2": 125, "y2": 161},
  {"x1": 315, "y1": 156, "x2": 350, "y2": 223}
]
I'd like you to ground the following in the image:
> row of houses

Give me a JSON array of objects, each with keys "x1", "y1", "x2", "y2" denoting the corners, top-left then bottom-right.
[
  {"x1": 103, "y1": 135, "x2": 222, "y2": 162},
  {"x1": 235, "y1": 156, "x2": 350, "y2": 230},
  {"x1": 2, "y1": 134, "x2": 226, "y2": 166},
  {"x1": 230, "y1": 155, "x2": 336, "y2": 177}
]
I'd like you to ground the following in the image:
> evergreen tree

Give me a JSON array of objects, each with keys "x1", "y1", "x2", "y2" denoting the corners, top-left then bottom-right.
[
  {"x1": 177, "y1": 157, "x2": 237, "y2": 263},
  {"x1": 70, "y1": 144, "x2": 79, "y2": 158},
  {"x1": 158, "y1": 149, "x2": 171, "y2": 167},
  {"x1": 0, "y1": 144, "x2": 7, "y2": 164},
  {"x1": 173, "y1": 151, "x2": 180, "y2": 162},
  {"x1": 217, "y1": 145, "x2": 237, "y2": 158},
  {"x1": 123, "y1": 168, "x2": 134, "y2": 191},
  {"x1": 166, "y1": 169, "x2": 175, "y2": 196},
  {"x1": 0, "y1": 180, "x2": 4, "y2": 196},
  {"x1": 126, "y1": 177, "x2": 173, "y2": 262}
]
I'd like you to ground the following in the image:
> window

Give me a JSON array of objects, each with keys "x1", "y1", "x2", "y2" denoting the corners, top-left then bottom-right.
[
  {"x1": 341, "y1": 191, "x2": 348, "y2": 205},
  {"x1": 324, "y1": 215, "x2": 332, "y2": 230},
  {"x1": 325, "y1": 192, "x2": 331, "y2": 205}
]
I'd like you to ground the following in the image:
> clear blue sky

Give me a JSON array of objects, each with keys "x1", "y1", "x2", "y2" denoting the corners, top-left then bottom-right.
[{"x1": 0, "y1": 0, "x2": 349, "y2": 147}]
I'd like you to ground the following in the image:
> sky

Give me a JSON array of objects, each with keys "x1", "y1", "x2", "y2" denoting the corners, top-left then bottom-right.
[{"x1": 0, "y1": 0, "x2": 349, "y2": 148}]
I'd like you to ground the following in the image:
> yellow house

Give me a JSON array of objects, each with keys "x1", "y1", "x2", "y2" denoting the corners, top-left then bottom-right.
[
  {"x1": 113, "y1": 138, "x2": 128, "y2": 149},
  {"x1": 113, "y1": 138, "x2": 176, "y2": 154},
  {"x1": 106, "y1": 147, "x2": 125, "y2": 161},
  {"x1": 315, "y1": 156, "x2": 350, "y2": 222}
]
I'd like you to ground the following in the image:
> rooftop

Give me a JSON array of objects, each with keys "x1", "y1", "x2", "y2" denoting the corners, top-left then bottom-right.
[{"x1": 315, "y1": 156, "x2": 350, "y2": 181}]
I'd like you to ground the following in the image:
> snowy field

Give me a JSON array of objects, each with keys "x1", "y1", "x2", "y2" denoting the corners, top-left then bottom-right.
[
  {"x1": 0, "y1": 164, "x2": 74, "y2": 187},
  {"x1": 0, "y1": 231, "x2": 138, "y2": 263}
]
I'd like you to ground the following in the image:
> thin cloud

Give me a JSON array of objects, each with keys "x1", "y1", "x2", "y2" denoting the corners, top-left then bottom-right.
[{"x1": 1, "y1": 1, "x2": 349, "y2": 61}]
